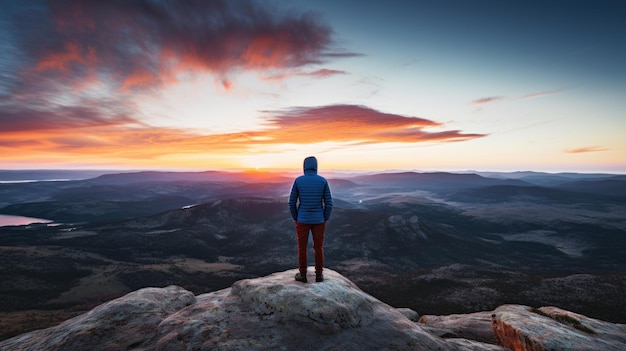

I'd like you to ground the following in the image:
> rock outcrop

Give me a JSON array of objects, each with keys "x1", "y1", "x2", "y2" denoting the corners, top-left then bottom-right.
[
  {"x1": 420, "y1": 304, "x2": 626, "y2": 351},
  {"x1": 0, "y1": 285, "x2": 196, "y2": 351},
  {"x1": 0, "y1": 269, "x2": 503, "y2": 351},
  {"x1": 491, "y1": 304, "x2": 626, "y2": 351},
  {"x1": 1, "y1": 268, "x2": 624, "y2": 351}
]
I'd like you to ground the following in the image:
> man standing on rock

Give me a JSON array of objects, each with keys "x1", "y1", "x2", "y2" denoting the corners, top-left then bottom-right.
[{"x1": 288, "y1": 156, "x2": 333, "y2": 283}]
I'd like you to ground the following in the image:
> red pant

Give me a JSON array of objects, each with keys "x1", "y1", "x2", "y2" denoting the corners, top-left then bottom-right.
[{"x1": 296, "y1": 221, "x2": 326, "y2": 276}]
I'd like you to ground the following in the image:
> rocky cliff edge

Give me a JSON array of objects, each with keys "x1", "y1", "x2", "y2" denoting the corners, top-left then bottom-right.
[{"x1": 1, "y1": 268, "x2": 624, "y2": 351}]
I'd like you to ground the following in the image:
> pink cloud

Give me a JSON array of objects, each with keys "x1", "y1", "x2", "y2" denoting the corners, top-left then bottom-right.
[
  {"x1": 565, "y1": 146, "x2": 610, "y2": 154},
  {"x1": 471, "y1": 90, "x2": 561, "y2": 106},
  {"x1": 520, "y1": 90, "x2": 561, "y2": 99},
  {"x1": 263, "y1": 68, "x2": 348, "y2": 81},
  {"x1": 470, "y1": 96, "x2": 505, "y2": 105},
  {"x1": 470, "y1": 90, "x2": 561, "y2": 105},
  {"x1": 302, "y1": 69, "x2": 349, "y2": 78}
]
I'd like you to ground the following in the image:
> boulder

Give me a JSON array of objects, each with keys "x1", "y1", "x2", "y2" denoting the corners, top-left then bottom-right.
[
  {"x1": 0, "y1": 285, "x2": 195, "y2": 351},
  {"x1": 491, "y1": 304, "x2": 626, "y2": 351},
  {"x1": 140, "y1": 269, "x2": 461, "y2": 350},
  {"x1": 0, "y1": 268, "x2": 503, "y2": 351}
]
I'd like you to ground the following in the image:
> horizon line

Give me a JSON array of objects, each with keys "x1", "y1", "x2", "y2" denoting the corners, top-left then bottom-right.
[{"x1": 0, "y1": 167, "x2": 624, "y2": 175}]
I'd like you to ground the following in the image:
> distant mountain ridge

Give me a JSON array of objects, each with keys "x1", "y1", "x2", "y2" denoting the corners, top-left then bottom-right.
[
  {"x1": 353, "y1": 171, "x2": 531, "y2": 190},
  {"x1": 89, "y1": 170, "x2": 292, "y2": 184},
  {"x1": 447, "y1": 183, "x2": 626, "y2": 203},
  {"x1": 0, "y1": 169, "x2": 119, "y2": 182},
  {"x1": 476, "y1": 171, "x2": 625, "y2": 186},
  {"x1": 556, "y1": 178, "x2": 626, "y2": 198}
]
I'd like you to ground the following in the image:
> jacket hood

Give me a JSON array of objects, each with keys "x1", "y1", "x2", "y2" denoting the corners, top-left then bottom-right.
[{"x1": 303, "y1": 156, "x2": 318, "y2": 174}]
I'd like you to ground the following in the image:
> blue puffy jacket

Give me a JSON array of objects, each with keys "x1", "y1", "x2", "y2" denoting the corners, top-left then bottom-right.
[{"x1": 288, "y1": 157, "x2": 333, "y2": 224}]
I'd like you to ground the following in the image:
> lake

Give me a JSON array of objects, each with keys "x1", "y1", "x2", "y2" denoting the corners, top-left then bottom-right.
[{"x1": 0, "y1": 214, "x2": 53, "y2": 227}]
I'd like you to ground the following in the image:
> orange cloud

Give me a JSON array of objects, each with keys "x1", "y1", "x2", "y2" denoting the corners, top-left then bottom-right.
[
  {"x1": 120, "y1": 69, "x2": 161, "y2": 92},
  {"x1": 34, "y1": 42, "x2": 93, "y2": 72},
  {"x1": 259, "y1": 105, "x2": 450, "y2": 144},
  {"x1": 201, "y1": 104, "x2": 483, "y2": 146},
  {"x1": 565, "y1": 146, "x2": 610, "y2": 154},
  {"x1": 0, "y1": 105, "x2": 485, "y2": 166}
]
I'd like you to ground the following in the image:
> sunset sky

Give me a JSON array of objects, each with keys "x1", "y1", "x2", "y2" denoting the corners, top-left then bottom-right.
[{"x1": 1, "y1": 0, "x2": 625, "y2": 172}]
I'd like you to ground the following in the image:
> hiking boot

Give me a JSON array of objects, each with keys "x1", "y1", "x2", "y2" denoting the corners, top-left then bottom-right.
[
  {"x1": 316, "y1": 274, "x2": 324, "y2": 282},
  {"x1": 295, "y1": 272, "x2": 307, "y2": 283}
]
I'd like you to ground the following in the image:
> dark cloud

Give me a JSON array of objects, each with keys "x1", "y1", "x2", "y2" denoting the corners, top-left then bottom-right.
[
  {"x1": 7, "y1": 0, "x2": 344, "y2": 91},
  {"x1": 0, "y1": 105, "x2": 137, "y2": 132},
  {"x1": 0, "y1": 0, "x2": 352, "y2": 132}
]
